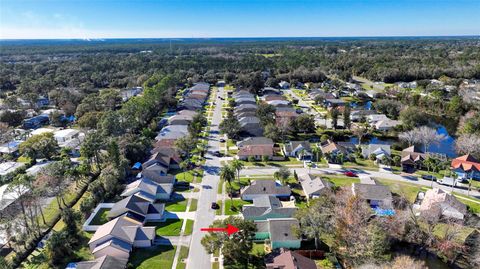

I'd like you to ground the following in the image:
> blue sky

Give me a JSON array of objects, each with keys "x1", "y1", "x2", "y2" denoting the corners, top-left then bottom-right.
[{"x1": 0, "y1": 0, "x2": 479, "y2": 39}]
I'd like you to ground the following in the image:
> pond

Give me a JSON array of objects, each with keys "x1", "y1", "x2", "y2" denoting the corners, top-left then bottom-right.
[{"x1": 347, "y1": 125, "x2": 457, "y2": 157}]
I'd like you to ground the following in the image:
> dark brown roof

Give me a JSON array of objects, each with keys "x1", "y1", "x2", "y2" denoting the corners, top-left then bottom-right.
[{"x1": 266, "y1": 250, "x2": 317, "y2": 269}]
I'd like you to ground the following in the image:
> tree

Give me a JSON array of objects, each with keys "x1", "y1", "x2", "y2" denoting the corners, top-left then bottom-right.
[
  {"x1": 0, "y1": 110, "x2": 24, "y2": 127},
  {"x1": 201, "y1": 216, "x2": 257, "y2": 267},
  {"x1": 330, "y1": 108, "x2": 339, "y2": 130},
  {"x1": 275, "y1": 166, "x2": 291, "y2": 186},
  {"x1": 219, "y1": 115, "x2": 241, "y2": 139},
  {"x1": 188, "y1": 112, "x2": 207, "y2": 138},
  {"x1": 353, "y1": 123, "x2": 370, "y2": 146},
  {"x1": 19, "y1": 132, "x2": 58, "y2": 162},
  {"x1": 256, "y1": 103, "x2": 276, "y2": 126},
  {"x1": 295, "y1": 192, "x2": 335, "y2": 249},
  {"x1": 62, "y1": 207, "x2": 80, "y2": 240},
  {"x1": 35, "y1": 161, "x2": 71, "y2": 208},
  {"x1": 80, "y1": 131, "x2": 105, "y2": 168},
  {"x1": 262, "y1": 155, "x2": 269, "y2": 163},
  {"x1": 263, "y1": 123, "x2": 280, "y2": 142},
  {"x1": 45, "y1": 231, "x2": 73, "y2": 266},
  {"x1": 230, "y1": 159, "x2": 244, "y2": 183},
  {"x1": 220, "y1": 164, "x2": 236, "y2": 203},
  {"x1": 416, "y1": 126, "x2": 446, "y2": 152},
  {"x1": 374, "y1": 99, "x2": 401, "y2": 119},
  {"x1": 399, "y1": 107, "x2": 429, "y2": 129},
  {"x1": 343, "y1": 105, "x2": 351, "y2": 129},
  {"x1": 455, "y1": 133, "x2": 480, "y2": 159},
  {"x1": 293, "y1": 114, "x2": 315, "y2": 134},
  {"x1": 388, "y1": 256, "x2": 426, "y2": 269}
]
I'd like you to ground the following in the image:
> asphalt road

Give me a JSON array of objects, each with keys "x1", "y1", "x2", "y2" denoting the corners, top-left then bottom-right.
[
  {"x1": 239, "y1": 166, "x2": 480, "y2": 200},
  {"x1": 186, "y1": 87, "x2": 224, "y2": 269}
]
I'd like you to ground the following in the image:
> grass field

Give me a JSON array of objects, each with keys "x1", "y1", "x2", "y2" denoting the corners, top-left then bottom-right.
[
  {"x1": 130, "y1": 245, "x2": 176, "y2": 269},
  {"x1": 188, "y1": 199, "x2": 198, "y2": 212},
  {"x1": 224, "y1": 199, "x2": 252, "y2": 215},
  {"x1": 184, "y1": 219, "x2": 194, "y2": 235},
  {"x1": 215, "y1": 200, "x2": 223, "y2": 215},
  {"x1": 89, "y1": 208, "x2": 110, "y2": 225},
  {"x1": 175, "y1": 246, "x2": 190, "y2": 269},
  {"x1": 375, "y1": 178, "x2": 423, "y2": 202},
  {"x1": 321, "y1": 175, "x2": 360, "y2": 187},
  {"x1": 147, "y1": 219, "x2": 184, "y2": 236},
  {"x1": 165, "y1": 199, "x2": 188, "y2": 212}
]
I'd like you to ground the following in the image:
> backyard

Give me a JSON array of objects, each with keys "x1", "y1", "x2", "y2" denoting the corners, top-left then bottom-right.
[
  {"x1": 129, "y1": 245, "x2": 176, "y2": 269},
  {"x1": 146, "y1": 219, "x2": 184, "y2": 236}
]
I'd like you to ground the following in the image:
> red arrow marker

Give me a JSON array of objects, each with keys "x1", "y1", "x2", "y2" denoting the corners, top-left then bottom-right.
[{"x1": 201, "y1": 224, "x2": 239, "y2": 235}]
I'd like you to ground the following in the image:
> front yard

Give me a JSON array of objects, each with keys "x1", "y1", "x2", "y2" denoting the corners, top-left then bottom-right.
[
  {"x1": 146, "y1": 219, "x2": 184, "y2": 236},
  {"x1": 224, "y1": 199, "x2": 252, "y2": 215},
  {"x1": 129, "y1": 245, "x2": 176, "y2": 269},
  {"x1": 165, "y1": 198, "x2": 188, "y2": 212}
]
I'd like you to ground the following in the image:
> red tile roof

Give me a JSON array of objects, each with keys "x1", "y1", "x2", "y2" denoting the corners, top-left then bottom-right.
[{"x1": 451, "y1": 154, "x2": 480, "y2": 172}]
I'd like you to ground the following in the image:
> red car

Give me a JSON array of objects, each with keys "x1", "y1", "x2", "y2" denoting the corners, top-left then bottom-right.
[{"x1": 344, "y1": 171, "x2": 358, "y2": 177}]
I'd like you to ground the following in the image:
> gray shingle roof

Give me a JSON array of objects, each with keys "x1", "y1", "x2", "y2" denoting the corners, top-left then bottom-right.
[
  {"x1": 241, "y1": 180, "x2": 291, "y2": 197},
  {"x1": 352, "y1": 183, "x2": 392, "y2": 201},
  {"x1": 242, "y1": 195, "x2": 296, "y2": 219},
  {"x1": 298, "y1": 174, "x2": 331, "y2": 197},
  {"x1": 268, "y1": 219, "x2": 299, "y2": 242},
  {"x1": 76, "y1": 254, "x2": 129, "y2": 269}
]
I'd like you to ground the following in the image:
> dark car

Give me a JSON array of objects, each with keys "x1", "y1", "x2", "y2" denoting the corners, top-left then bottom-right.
[
  {"x1": 219, "y1": 138, "x2": 226, "y2": 143},
  {"x1": 213, "y1": 151, "x2": 222, "y2": 157},
  {"x1": 421, "y1": 175, "x2": 437, "y2": 181},
  {"x1": 176, "y1": 181, "x2": 190, "y2": 187},
  {"x1": 211, "y1": 202, "x2": 220, "y2": 209},
  {"x1": 344, "y1": 171, "x2": 358, "y2": 177}
]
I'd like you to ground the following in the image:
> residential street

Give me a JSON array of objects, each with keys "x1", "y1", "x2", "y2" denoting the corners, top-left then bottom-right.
[
  {"x1": 186, "y1": 87, "x2": 224, "y2": 269},
  {"x1": 239, "y1": 166, "x2": 480, "y2": 200}
]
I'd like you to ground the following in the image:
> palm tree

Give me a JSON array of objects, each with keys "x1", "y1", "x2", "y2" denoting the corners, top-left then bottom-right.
[
  {"x1": 312, "y1": 147, "x2": 321, "y2": 162},
  {"x1": 230, "y1": 159, "x2": 244, "y2": 183},
  {"x1": 220, "y1": 164, "x2": 236, "y2": 205}
]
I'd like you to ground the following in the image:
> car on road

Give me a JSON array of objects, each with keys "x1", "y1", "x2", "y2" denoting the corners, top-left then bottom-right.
[
  {"x1": 438, "y1": 177, "x2": 461, "y2": 187},
  {"x1": 421, "y1": 174, "x2": 437, "y2": 181},
  {"x1": 213, "y1": 151, "x2": 222, "y2": 157},
  {"x1": 344, "y1": 170, "x2": 358, "y2": 177},
  {"x1": 219, "y1": 138, "x2": 226, "y2": 143},
  {"x1": 211, "y1": 202, "x2": 220, "y2": 209}
]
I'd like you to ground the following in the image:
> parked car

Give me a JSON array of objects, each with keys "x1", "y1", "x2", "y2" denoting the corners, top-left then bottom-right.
[
  {"x1": 219, "y1": 138, "x2": 226, "y2": 143},
  {"x1": 421, "y1": 175, "x2": 437, "y2": 181},
  {"x1": 213, "y1": 151, "x2": 222, "y2": 157},
  {"x1": 438, "y1": 177, "x2": 461, "y2": 187},
  {"x1": 175, "y1": 181, "x2": 190, "y2": 188},
  {"x1": 211, "y1": 202, "x2": 220, "y2": 209},
  {"x1": 344, "y1": 171, "x2": 358, "y2": 177}
]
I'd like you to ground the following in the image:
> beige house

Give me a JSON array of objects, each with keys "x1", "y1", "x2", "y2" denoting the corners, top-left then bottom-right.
[{"x1": 420, "y1": 188, "x2": 467, "y2": 220}]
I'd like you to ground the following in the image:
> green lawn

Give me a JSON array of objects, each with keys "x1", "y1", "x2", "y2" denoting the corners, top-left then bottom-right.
[
  {"x1": 212, "y1": 262, "x2": 219, "y2": 269},
  {"x1": 452, "y1": 192, "x2": 480, "y2": 214},
  {"x1": 175, "y1": 246, "x2": 190, "y2": 269},
  {"x1": 184, "y1": 219, "x2": 194, "y2": 235},
  {"x1": 321, "y1": 175, "x2": 360, "y2": 187},
  {"x1": 173, "y1": 170, "x2": 196, "y2": 183},
  {"x1": 215, "y1": 200, "x2": 223, "y2": 215},
  {"x1": 165, "y1": 199, "x2": 188, "y2": 212},
  {"x1": 188, "y1": 199, "x2": 198, "y2": 212},
  {"x1": 224, "y1": 199, "x2": 252, "y2": 215},
  {"x1": 375, "y1": 178, "x2": 423, "y2": 202},
  {"x1": 250, "y1": 242, "x2": 266, "y2": 256},
  {"x1": 130, "y1": 245, "x2": 176, "y2": 269},
  {"x1": 89, "y1": 207, "x2": 110, "y2": 225},
  {"x1": 147, "y1": 219, "x2": 183, "y2": 236},
  {"x1": 343, "y1": 158, "x2": 378, "y2": 171},
  {"x1": 217, "y1": 180, "x2": 224, "y2": 194}
]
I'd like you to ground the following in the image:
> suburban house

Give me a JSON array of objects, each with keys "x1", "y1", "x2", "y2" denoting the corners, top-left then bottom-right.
[
  {"x1": 308, "y1": 89, "x2": 336, "y2": 101},
  {"x1": 236, "y1": 111, "x2": 257, "y2": 118},
  {"x1": 242, "y1": 195, "x2": 297, "y2": 221},
  {"x1": 324, "y1": 98, "x2": 346, "y2": 109},
  {"x1": 53, "y1": 128, "x2": 84, "y2": 149},
  {"x1": 238, "y1": 145, "x2": 274, "y2": 161},
  {"x1": 156, "y1": 125, "x2": 188, "y2": 139},
  {"x1": 0, "y1": 183, "x2": 29, "y2": 219},
  {"x1": 238, "y1": 117, "x2": 264, "y2": 137},
  {"x1": 237, "y1": 137, "x2": 274, "y2": 148},
  {"x1": 283, "y1": 141, "x2": 312, "y2": 160},
  {"x1": 278, "y1": 81, "x2": 290, "y2": 89},
  {"x1": 401, "y1": 145, "x2": 426, "y2": 172},
  {"x1": 234, "y1": 104, "x2": 258, "y2": 114},
  {"x1": 88, "y1": 216, "x2": 155, "y2": 259},
  {"x1": 107, "y1": 194, "x2": 165, "y2": 222},
  {"x1": 366, "y1": 114, "x2": 389, "y2": 123},
  {"x1": 361, "y1": 144, "x2": 391, "y2": 161},
  {"x1": 352, "y1": 183, "x2": 393, "y2": 209},
  {"x1": 350, "y1": 109, "x2": 377, "y2": 121},
  {"x1": 298, "y1": 174, "x2": 332, "y2": 201},
  {"x1": 263, "y1": 87, "x2": 282, "y2": 94},
  {"x1": 26, "y1": 160, "x2": 53, "y2": 176},
  {"x1": 0, "y1": 141, "x2": 21, "y2": 155},
  {"x1": 255, "y1": 218, "x2": 300, "y2": 250},
  {"x1": 235, "y1": 97, "x2": 257, "y2": 105},
  {"x1": 180, "y1": 98, "x2": 203, "y2": 111},
  {"x1": 241, "y1": 180, "x2": 291, "y2": 201},
  {"x1": 267, "y1": 100, "x2": 290, "y2": 107},
  {"x1": 121, "y1": 177, "x2": 173, "y2": 201},
  {"x1": 143, "y1": 148, "x2": 181, "y2": 172},
  {"x1": 74, "y1": 255, "x2": 128, "y2": 269},
  {"x1": 373, "y1": 119, "x2": 401, "y2": 131},
  {"x1": 451, "y1": 154, "x2": 480, "y2": 180},
  {"x1": 23, "y1": 114, "x2": 49, "y2": 129},
  {"x1": 0, "y1": 161, "x2": 25, "y2": 176},
  {"x1": 168, "y1": 114, "x2": 194, "y2": 125},
  {"x1": 264, "y1": 95, "x2": 285, "y2": 102},
  {"x1": 275, "y1": 107, "x2": 298, "y2": 126},
  {"x1": 420, "y1": 188, "x2": 467, "y2": 220},
  {"x1": 265, "y1": 249, "x2": 317, "y2": 269},
  {"x1": 320, "y1": 140, "x2": 354, "y2": 158}
]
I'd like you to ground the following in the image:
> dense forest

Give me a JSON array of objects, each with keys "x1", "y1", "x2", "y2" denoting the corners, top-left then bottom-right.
[{"x1": 1, "y1": 37, "x2": 479, "y2": 100}]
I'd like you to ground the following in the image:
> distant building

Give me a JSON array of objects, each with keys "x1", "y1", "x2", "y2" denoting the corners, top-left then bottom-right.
[
  {"x1": 352, "y1": 183, "x2": 393, "y2": 209},
  {"x1": 278, "y1": 81, "x2": 290, "y2": 89},
  {"x1": 451, "y1": 154, "x2": 480, "y2": 180},
  {"x1": 241, "y1": 180, "x2": 291, "y2": 201},
  {"x1": 401, "y1": 145, "x2": 426, "y2": 172},
  {"x1": 283, "y1": 141, "x2": 312, "y2": 160}
]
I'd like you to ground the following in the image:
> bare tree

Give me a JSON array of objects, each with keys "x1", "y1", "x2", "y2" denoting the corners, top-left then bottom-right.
[
  {"x1": 455, "y1": 133, "x2": 480, "y2": 158},
  {"x1": 399, "y1": 129, "x2": 420, "y2": 146},
  {"x1": 417, "y1": 126, "x2": 446, "y2": 152}
]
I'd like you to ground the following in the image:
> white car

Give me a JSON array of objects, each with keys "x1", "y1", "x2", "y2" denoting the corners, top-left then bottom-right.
[{"x1": 437, "y1": 177, "x2": 461, "y2": 187}]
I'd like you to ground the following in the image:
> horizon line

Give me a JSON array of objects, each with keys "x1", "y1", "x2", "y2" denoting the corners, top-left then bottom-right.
[{"x1": 1, "y1": 34, "x2": 480, "y2": 41}]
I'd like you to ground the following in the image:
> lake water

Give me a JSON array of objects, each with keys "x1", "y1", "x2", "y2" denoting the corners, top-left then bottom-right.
[{"x1": 348, "y1": 125, "x2": 457, "y2": 157}]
